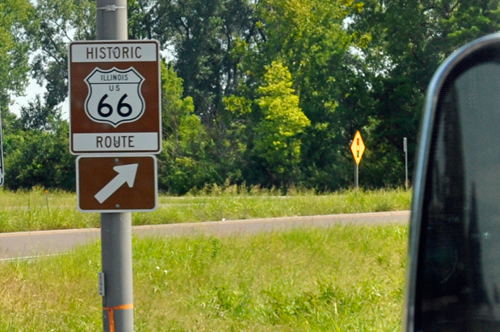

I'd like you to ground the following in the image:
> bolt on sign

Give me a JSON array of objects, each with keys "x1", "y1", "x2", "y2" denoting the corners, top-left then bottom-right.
[
  {"x1": 350, "y1": 131, "x2": 365, "y2": 165},
  {"x1": 76, "y1": 155, "x2": 157, "y2": 212},
  {"x1": 68, "y1": 40, "x2": 161, "y2": 154}
]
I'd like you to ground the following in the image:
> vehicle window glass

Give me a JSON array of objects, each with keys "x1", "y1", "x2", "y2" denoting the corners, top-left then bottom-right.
[{"x1": 417, "y1": 58, "x2": 500, "y2": 330}]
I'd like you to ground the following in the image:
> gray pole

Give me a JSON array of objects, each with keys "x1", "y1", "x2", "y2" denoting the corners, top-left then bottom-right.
[
  {"x1": 354, "y1": 163, "x2": 359, "y2": 190},
  {"x1": 101, "y1": 214, "x2": 133, "y2": 332},
  {"x1": 404, "y1": 137, "x2": 408, "y2": 191},
  {"x1": 96, "y1": 1, "x2": 134, "y2": 331},
  {"x1": 97, "y1": 0, "x2": 128, "y2": 40}
]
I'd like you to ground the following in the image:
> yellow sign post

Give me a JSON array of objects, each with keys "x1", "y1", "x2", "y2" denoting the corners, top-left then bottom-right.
[{"x1": 350, "y1": 131, "x2": 365, "y2": 189}]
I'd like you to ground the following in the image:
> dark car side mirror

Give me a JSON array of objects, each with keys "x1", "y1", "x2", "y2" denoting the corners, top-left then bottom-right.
[{"x1": 405, "y1": 33, "x2": 500, "y2": 331}]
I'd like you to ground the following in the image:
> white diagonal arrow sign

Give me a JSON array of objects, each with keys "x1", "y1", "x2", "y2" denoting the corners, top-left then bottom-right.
[{"x1": 95, "y1": 164, "x2": 139, "y2": 204}]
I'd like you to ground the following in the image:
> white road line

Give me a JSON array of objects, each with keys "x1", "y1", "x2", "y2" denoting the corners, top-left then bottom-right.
[{"x1": 0, "y1": 253, "x2": 68, "y2": 262}]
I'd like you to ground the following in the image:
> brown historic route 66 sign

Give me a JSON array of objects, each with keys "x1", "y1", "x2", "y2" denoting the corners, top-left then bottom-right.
[{"x1": 69, "y1": 40, "x2": 161, "y2": 154}]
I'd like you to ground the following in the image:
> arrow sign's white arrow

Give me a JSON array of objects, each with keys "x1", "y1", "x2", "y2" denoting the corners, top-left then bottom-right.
[{"x1": 94, "y1": 164, "x2": 139, "y2": 204}]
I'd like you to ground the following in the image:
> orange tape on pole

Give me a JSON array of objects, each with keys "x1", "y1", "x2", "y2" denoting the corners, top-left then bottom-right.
[{"x1": 103, "y1": 303, "x2": 134, "y2": 332}]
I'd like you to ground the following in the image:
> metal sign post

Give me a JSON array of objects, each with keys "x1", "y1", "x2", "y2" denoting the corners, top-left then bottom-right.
[
  {"x1": 69, "y1": 3, "x2": 161, "y2": 330},
  {"x1": 404, "y1": 137, "x2": 408, "y2": 191},
  {"x1": 354, "y1": 163, "x2": 359, "y2": 189},
  {"x1": 96, "y1": 1, "x2": 133, "y2": 331}
]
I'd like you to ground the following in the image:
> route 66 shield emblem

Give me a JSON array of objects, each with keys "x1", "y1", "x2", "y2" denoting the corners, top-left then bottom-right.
[{"x1": 84, "y1": 67, "x2": 145, "y2": 127}]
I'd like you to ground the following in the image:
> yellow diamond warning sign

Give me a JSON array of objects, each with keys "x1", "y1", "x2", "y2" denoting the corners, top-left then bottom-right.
[{"x1": 350, "y1": 131, "x2": 365, "y2": 165}]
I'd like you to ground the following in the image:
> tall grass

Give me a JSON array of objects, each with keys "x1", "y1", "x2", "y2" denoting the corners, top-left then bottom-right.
[
  {"x1": 0, "y1": 186, "x2": 411, "y2": 233},
  {"x1": 0, "y1": 187, "x2": 98, "y2": 232},
  {"x1": 137, "y1": 187, "x2": 411, "y2": 226},
  {"x1": 0, "y1": 225, "x2": 408, "y2": 331}
]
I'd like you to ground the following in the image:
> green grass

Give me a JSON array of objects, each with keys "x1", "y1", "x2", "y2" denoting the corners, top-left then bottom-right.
[
  {"x1": 0, "y1": 187, "x2": 411, "y2": 233},
  {"x1": 0, "y1": 225, "x2": 408, "y2": 331}
]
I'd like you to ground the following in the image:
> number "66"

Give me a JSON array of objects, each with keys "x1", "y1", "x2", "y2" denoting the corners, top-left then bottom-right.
[{"x1": 98, "y1": 94, "x2": 132, "y2": 117}]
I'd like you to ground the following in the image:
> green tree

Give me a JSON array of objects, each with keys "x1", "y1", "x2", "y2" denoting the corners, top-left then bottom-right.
[
  {"x1": 4, "y1": 121, "x2": 75, "y2": 191},
  {"x1": 233, "y1": 0, "x2": 369, "y2": 190},
  {"x1": 348, "y1": 0, "x2": 500, "y2": 187},
  {"x1": 151, "y1": 0, "x2": 257, "y2": 125},
  {"x1": 445, "y1": 0, "x2": 500, "y2": 46},
  {"x1": 254, "y1": 61, "x2": 310, "y2": 186},
  {"x1": 344, "y1": 0, "x2": 444, "y2": 187},
  {"x1": 19, "y1": 95, "x2": 61, "y2": 131},
  {"x1": 128, "y1": 0, "x2": 157, "y2": 39},
  {"x1": 26, "y1": 0, "x2": 164, "y2": 110},
  {"x1": 28, "y1": 0, "x2": 96, "y2": 109},
  {"x1": 0, "y1": 0, "x2": 78, "y2": 191},
  {"x1": 150, "y1": 0, "x2": 259, "y2": 185},
  {"x1": 0, "y1": 0, "x2": 33, "y2": 110},
  {"x1": 158, "y1": 62, "x2": 215, "y2": 194}
]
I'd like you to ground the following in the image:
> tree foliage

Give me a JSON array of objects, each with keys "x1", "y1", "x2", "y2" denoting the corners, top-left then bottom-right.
[
  {"x1": 19, "y1": 96, "x2": 61, "y2": 132},
  {"x1": 255, "y1": 61, "x2": 310, "y2": 185},
  {"x1": 5, "y1": 0, "x2": 500, "y2": 192},
  {"x1": 158, "y1": 62, "x2": 215, "y2": 194},
  {"x1": 0, "y1": 0, "x2": 33, "y2": 110},
  {"x1": 27, "y1": 0, "x2": 96, "y2": 108},
  {"x1": 4, "y1": 122, "x2": 75, "y2": 191},
  {"x1": 150, "y1": 0, "x2": 256, "y2": 125}
]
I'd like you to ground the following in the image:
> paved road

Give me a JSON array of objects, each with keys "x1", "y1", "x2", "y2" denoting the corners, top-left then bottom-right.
[{"x1": 0, "y1": 211, "x2": 410, "y2": 260}]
